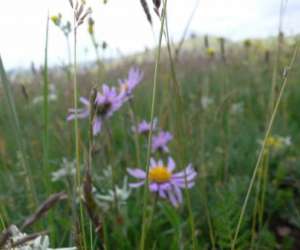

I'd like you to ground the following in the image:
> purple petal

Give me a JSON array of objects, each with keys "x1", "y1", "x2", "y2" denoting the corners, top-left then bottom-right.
[
  {"x1": 80, "y1": 97, "x2": 90, "y2": 106},
  {"x1": 149, "y1": 183, "x2": 159, "y2": 192},
  {"x1": 167, "y1": 157, "x2": 176, "y2": 172},
  {"x1": 159, "y1": 188, "x2": 167, "y2": 198},
  {"x1": 67, "y1": 114, "x2": 76, "y2": 121},
  {"x1": 172, "y1": 180, "x2": 195, "y2": 189},
  {"x1": 167, "y1": 189, "x2": 178, "y2": 207},
  {"x1": 93, "y1": 118, "x2": 102, "y2": 135},
  {"x1": 172, "y1": 165, "x2": 195, "y2": 178},
  {"x1": 66, "y1": 109, "x2": 89, "y2": 121},
  {"x1": 162, "y1": 145, "x2": 170, "y2": 153},
  {"x1": 127, "y1": 168, "x2": 146, "y2": 179},
  {"x1": 160, "y1": 182, "x2": 171, "y2": 190},
  {"x1": 102, "y1": 84, "x2": 109, "y2": 94},
  {"x1": 173, "y1": 185, "x2": 183, "y2": 204},
  {"x1": 172, "y1": 172, "x2": 197, "y2": 183},
  {"x1": 129, "y1": 181, "x2": 145, "y2": 188},
  {"x1": 150, "y1": 158, "x2": 157, "y2": 168}
]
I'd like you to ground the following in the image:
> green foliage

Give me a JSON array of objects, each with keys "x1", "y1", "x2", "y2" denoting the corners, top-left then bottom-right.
[{"x1": 211, "y1": 178, "x2": 251, "y2": 250}]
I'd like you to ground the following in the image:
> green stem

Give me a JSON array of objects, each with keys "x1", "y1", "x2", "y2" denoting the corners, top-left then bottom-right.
[
  {"x1": 43, "y1": 13, "x2": 49, "y2": 171},
  {"x1": 268, "y1": 0, "x2": 285, "y2": 117},
  {"x1": 72, "y1": 13, "x2": 87, "y2": 249},
  {"x1": 139, "y1": 1, "x2": 168, "y2": 249},
  {"x1": 259, "y1": 151, "x2": 269, "y2": 226}
]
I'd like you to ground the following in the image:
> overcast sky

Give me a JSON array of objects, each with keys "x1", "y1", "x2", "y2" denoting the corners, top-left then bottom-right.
[{"x1": 0, "y1": 0, "x2": 299, "y2": 69}]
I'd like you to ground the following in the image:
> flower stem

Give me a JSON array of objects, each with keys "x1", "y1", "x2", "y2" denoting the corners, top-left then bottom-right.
[
  {"x1": 139, "y1": 1, "x2": 168, "y2": 249},
  {"x1": 72, "y1": 12, "x2": 87, "y2": 249}
]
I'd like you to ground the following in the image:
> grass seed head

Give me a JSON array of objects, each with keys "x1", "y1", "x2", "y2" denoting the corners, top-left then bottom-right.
[{"x1": 140, "y1": 0, "x2": 152, "y2": 25}]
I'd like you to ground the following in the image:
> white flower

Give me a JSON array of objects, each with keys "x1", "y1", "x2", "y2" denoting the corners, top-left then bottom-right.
[
  {"x1": 32, "y1": 84, "x2": 57, "y2": 105},
  {"x1": 282, "y1": 136, "x2": 292, "y2": 146},
  {"x1": 3, "y1": 225, "x2": 76, "y2": 250},
  {"x1": 201, "y1": 96, "x2": 214, "y2": 109},
  {"x1": 230, "y1": 102, "x2": 244, "y2": 114},
  {"x1": 93, "y1": 165, "x2": 112, "y2": 183},
  {"x1": 95, "y1": 176, "x2": 131, "y2": 209},
  {"x1": 51, "y1": 158, "x2": 76, "y2": 182}
]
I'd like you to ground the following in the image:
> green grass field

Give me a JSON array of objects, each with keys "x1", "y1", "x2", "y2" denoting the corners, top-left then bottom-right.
[{"x1": 1, "y1": 1, "x2": 300, "y2": 249}]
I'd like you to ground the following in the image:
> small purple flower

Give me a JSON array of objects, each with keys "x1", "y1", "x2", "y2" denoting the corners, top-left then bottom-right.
[
  {"x1": 152, "y1": 131, "x2": 173, "y2": 153},
  {"x1": 119, "y1": 67, "x2": 143, "y2": 96},
  {"x1": 67, "y1": 84, "x2": 127, "y2": 135},
  {"x1": 132, "y1": 118, "x2": 157, "y2": 135},
  {"x1": 127, "y1": 157, "x2": 197, "y2": 207}
]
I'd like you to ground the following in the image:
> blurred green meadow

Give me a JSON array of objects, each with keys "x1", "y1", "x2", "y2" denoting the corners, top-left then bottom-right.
[{"x1": 1, "y1": 2, "x2": 300, "y2": 249}]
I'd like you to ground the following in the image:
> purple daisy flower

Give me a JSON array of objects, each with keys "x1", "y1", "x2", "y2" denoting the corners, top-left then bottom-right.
[
  {"x1": 119, "y1": 67, "x2": 143, "y2": 96},
  {"x1": 132, "y1": 118, "x2": 157, "y2": 135},
  {"x1": 152, "y1": 131, "x2": 173, "y2": 153},
  {"x1": 127, "y1": 157, "x2": 197, "y2": 207},
  {"x1": 67, "y1": 84, "x2": 127, "y2": 135}
]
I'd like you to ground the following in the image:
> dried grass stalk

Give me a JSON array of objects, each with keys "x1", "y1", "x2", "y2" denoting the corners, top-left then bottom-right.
[
  {"x1": 82, "y1": 88, "x2": 104, "y2": 248},
  {"x1": 70, "y1": 0, "x2": 92, "y2": 27},
  {"x1": 21, "y1": 192, "x2": 67, "y2": 229},
  {"x1": 140, "y1": 0, "x2": 152, "y2": 25}
]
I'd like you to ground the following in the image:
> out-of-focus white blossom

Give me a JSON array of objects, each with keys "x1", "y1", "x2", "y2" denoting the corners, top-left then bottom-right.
[
  {"x1": 95, "y1": 176, "x2": 131, "y2": 210},
  {"x1": 32, "y1": 84, "x2": 57, "y2": 105},
  {"x1": 51, "y1": 158, "x2": 76, "y2": 182},
  {"x1": 230, "y1": 102, "x2": 244, "y2": 114},
  {"x1": 2, "y1": 225, "x2": 76, "y2": 250},
  {"x1": 201, "y1": 96, "x2": 214, "y2": 109}
]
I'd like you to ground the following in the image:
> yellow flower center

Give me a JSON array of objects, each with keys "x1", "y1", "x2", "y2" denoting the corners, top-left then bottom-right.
[{"x1": 149, "y1": 166, "x2": 171, "y2": 183}]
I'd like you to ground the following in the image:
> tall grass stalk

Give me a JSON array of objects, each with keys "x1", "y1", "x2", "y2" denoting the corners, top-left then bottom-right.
[
  {"x1": 43, "y1": 13, "x2": 50, "y2": 171},
  {"x1": 259, "y1": 151, "x2": 270, "y2": 226},
  {"x1": 164, "y1": 12, "x2": 198, "y2": 249},
  {"x1": 139, "y1": 1, "x2": 167, "y2": 249},
  {"x1": 231, "y1": 44, "x2": 299, "y2": 250},
  {"x1": 268, "y1": 0, "x2": 286, "y2": 116},
  {"x1": 0, "y1": 57, "x2": 37, "y2": 209},
  {"x1": 250, "y1": 151, "x2": 268, "y2": 247},
  {"x1": 71, "y1": 6, "x2": 87, "y2": 249}
]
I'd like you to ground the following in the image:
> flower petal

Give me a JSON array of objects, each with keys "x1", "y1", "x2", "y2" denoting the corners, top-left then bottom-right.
[
  {"x1": 127, "y1": 168, "x2": 146, "y2": 179},
  {"x1": 149, "y1": 183, "x2": 159, "y2": 192},
  {"x1": 167, "y1": 189, "x2": 178, "y2": 207},
  {"x1": 93, "y1": 118, "x2": 102, "y2": 135},
  {"x1": 150, "y1": 158, "x2": 157, "y2": 168},
  {"x1": 173, "y1": 184, "x2": 183, "y2": 204},
  {"x1": 129, "y1": 181, "x2": 145, "y2": 188},
  {"x1": 167, "y1": 157, "x2": 176, "y2": 172},
  {"x1": 159, "y1": 188, "x2": 167, "y2": 198},
  {"x1": 80, "y1": 97, "x2": 90, "y2": 106}
]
